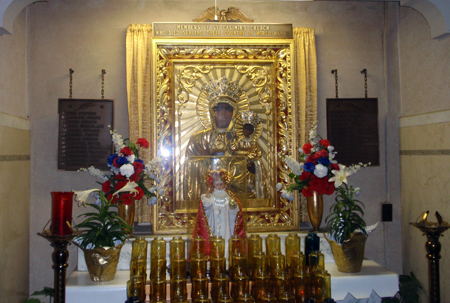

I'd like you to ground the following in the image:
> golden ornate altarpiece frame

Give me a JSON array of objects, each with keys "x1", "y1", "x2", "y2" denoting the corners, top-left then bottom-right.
[{"x1": 150, "y1": 27, "x2": 299, "y2": 235}]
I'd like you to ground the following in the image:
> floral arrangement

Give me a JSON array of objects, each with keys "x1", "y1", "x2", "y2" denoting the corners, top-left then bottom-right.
[
  {"x1": 277, "y1": 123, "x2": 369, "y2": 200},
  {"x1": 79, "y1": 127, "x2": 164, "y2": 206}
]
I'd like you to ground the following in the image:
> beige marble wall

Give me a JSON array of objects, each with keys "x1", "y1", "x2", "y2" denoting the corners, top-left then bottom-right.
[
  {"x1": 399, "y1": 6, "x2": 450, "y2": 302},
  {"x1": 0, "y1": 114, "x2": 30, "y2": 302}
]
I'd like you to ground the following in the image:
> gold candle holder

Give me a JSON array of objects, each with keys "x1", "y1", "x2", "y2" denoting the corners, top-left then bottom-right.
[
  {"x1": 251, "y1": 274, "x2": 271, "y2": 301},
  {"x1": 293, "y1": 272, "x2": 310, "y2": 302},
  {"x1": 171, "y1": 259, "x2": 187, "y2": 279},
  {"x1": 190, "y1": 255, "x2": 207, "y2": 280},
  {"x1": 272, "y1": 271, "x2": 291, "y2": 298},
  {"x1": 151, "y1": 237, "x2": 167, "y2": 260},
  {"x1": 210, "y1": 257, "x2": 226, "y2": 280},
  {"x1": 191, "y1": 235, "x2": 207, "y2": 257},
  {"x1": 269, "y1": 251, "x2": 285, "y2": 278},
  {"x1": 210, "y1": 235, "x2": 225, "y2": 259},
  {"x1": 231, "y1": 275, "x2": 249, "y2": 301},
  {"x1": 290, "y1": 251, "x2": 305, "y2": 277},
  {"x1": 237, "y1": 293, "x2": 255, "y2": 303},
  {"x1": 308, "y1": 250, "x2": 324, "y2": 273},
  {"x1": 285, "y1": 233, "x2": 300, "y2": 267},
  {"x1": 150, "y1": 258, "x2": 167, "y2": 281},
  {"x1": 170, "y1": 236, "x2": 186, "y2": 260},
  {"x1": 132, "y1": 237, "x2": 148, "y2": 260},
  {"x1": 170, "y1": 276, "x2": 187, "y2": 301},
  {"x1": 150, "y1": 279, "x2": 166, "y2": 302},
  {"x1": 212, "y1": 272, "x2": 230, "y2": 303},
  {"x1": 192, "y1": 276, "x2": 209, "y2": 301},
  {"x1": 248, "y1": 234, "x2": 262, "y2": 280},
  {"x1": 265, "y1": 234, "x2": 280, "y2": 256},
  {"x1": 252, "y1": 252, "x2": 268, "y2": 279}
]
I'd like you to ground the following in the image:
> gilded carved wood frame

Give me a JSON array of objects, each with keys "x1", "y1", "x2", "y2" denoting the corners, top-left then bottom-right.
[{"x1": 151, "y1": 38, "x2": 298, "y2": 234}]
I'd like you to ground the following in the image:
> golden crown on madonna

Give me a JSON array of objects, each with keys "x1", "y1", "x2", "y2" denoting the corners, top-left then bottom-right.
[{"x1": 202, "y1": 76, "x2": 244, "y2": 104}]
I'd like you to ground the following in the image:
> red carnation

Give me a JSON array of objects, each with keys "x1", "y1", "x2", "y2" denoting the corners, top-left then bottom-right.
[
  {"x1": 299, "y1": 171, "x2": 311, "y2": 181},
  {"x1": 330, "y1": 163, "x2": 340, "y2": 171},
  {"x1": 302, "y1": 187, "x2": 314, "y2": 197},
  {"x1": 309, "y1": 175, "x2": 329, "y2": 195},
  {"x1": 136, "y1": 138, "x2": 149, "y2": 149},
  {"x1": 133, "y1": 161, "x2": 144, "y2": 175},
  {"x1": 107, "y1": 193, "x2": 119, "y2": 204},
  {"x1": 319, "y1": 139, "x2": 331, "y2": 148},
  {"x1": 133, "y1": 187, "x2": 144, "y2": 200},
  {"x1": 120, "y1": 147, "x2": 133, "y2": 156},
  {"x1": 115, "y1": 180, "x2": 128, "y2": 191},
  {"x1": 112, "y1": 157, "x2": 120, "y2": 168},
  {"x1": 316, "y1": 150, "x2": 329, "y2": 158},
  {"x1": 307, "y1": 153, "x2": 320, "y2": 163},
  {"x1": 120, "y1": 193, "x2": 133, "y2": 205},
  {"x1": 325, "y1": 179, "x2": 335, "y2": 195},
  {"x1": 102, "y1": 180, "x2": 111, "y2": 193},
  {"x1": 114, "y1": 173, "x2": 126, "y2": 180},
  {"x1": 302, "y1": 143, "x2": 313, "y2": 154}
]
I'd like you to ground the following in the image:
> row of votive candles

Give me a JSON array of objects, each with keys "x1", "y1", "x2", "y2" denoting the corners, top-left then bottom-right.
[{"x1": 140, "y1": 233, "x2": 333, "y2": 303}]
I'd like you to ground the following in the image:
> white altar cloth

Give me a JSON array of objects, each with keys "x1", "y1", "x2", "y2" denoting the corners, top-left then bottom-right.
[{"x1": 66, "y1": 259, "x2": 398, "y2": 303}]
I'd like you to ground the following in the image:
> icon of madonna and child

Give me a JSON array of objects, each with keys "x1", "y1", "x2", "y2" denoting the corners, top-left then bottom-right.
[{"x1": 183, "y1": 77, "x2": 269, "y2": 257}]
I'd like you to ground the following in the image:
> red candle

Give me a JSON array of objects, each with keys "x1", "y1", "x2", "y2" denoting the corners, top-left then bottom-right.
[{"x1": 51, "y1": 192, "x2": 74, "y2": 236}]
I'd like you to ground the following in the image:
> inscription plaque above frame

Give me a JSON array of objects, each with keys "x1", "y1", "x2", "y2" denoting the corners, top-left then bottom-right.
[
  {"x1": 326, "y1": 98, "x2": 379, "y2": 166},
  {"x1": 58, "y1": 99, "x2": 114, "y2": 171}
]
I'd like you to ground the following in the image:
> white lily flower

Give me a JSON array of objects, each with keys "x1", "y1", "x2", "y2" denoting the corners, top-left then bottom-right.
[
  {"x1": 113, "y1": 181, "x2": 139, "y2": 196},
  {"x1": 329, "y1": 164, "x2": 352, "y2": 187},
  {"x1": 327, "y1": 145, "x2": 334, "y2": 152},
  {"x1": 73, "y1": 189, "x2": 101, "y2": 207}
]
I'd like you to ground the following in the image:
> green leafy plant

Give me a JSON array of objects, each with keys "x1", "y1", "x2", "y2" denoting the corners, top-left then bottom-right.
[
  {"x1": 325, "y1": 183, "x2": 367, "y2": 244},
  {"x1": 382, "y1": 272, "x2": 424, "y2": 303},
  {"x1": 25, "y1": 287, "x2": 54, "y2": 303},
  {"x1": 74, "y1": 191, "x2": 132, "y2": 249}
]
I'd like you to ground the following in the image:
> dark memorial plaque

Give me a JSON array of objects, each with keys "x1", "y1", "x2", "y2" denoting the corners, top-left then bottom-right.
[
  {"x1": 58, "y1": 99, "x2": 114, "y2": 171},
  {"x1": 326, "y1": 98, "x2": 379, "y2": 166}
]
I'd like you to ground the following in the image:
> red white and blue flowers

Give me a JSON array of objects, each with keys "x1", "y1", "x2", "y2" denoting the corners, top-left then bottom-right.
[
  {"x1": 79, "y1": 128, "x2": 164, "y2": 206},
  {"x1": 277, "y1": 123, "x2": 368, "y2": 200}
]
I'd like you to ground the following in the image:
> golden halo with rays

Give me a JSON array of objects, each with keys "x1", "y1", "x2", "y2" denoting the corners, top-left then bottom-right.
[
  {"x1": 196, "y1": 80, "x2": 250, "y2": 130},
  {"x1": 235, "y1": 112, "x2": 264, "y2": 140}
]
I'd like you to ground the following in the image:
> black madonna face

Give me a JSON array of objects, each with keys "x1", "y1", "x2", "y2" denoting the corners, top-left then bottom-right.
[{"x1": 213, "y1": 102, "x2": 234, "y2": 129}]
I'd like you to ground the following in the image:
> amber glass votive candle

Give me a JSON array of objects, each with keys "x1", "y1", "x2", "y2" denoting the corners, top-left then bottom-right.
[
  {"x1": 251, "y1": 274, "x2": 271, "y2": 301},
  {"x1": 248, "y1": 234, "x2": 263, "y2": 279},
  {"x1": 191, "y1": 235, "x2": 207, "y2": 257},
  {"x1": 277, "y1": 290, "x2": 295, "y2": 303},
  {"x1": 210, "y1": 235, "x2": 225, "y2": 258},
  {"x1": 151, "y1": 237, "x2": 167, "y2": 260},
  {"x1": 127, "y1": 278, "x2": 146, "y2": 303},
  {"x1": 231, "y1": 251, "x2": 248, "y2": 280},
  {"x1": 170, "y1": 276, "x2": 187, "y2": 301},
  {"x1": 260, "y1": 292, "x2": 277, "y2": 303},
  {"x1": 290, "y1": 251, "x2": 305, "y2": 277},
  {"x1": 192, "y1": 276, "x2": 209, "y2": 301},
  {"x1": 218, "y1": 294, "x2": 234, "y2": 303},
  {"x1": 171, "y1": 259, "x2": 187, "y2": 279},
  {"x1": 210, "y1": 257, "x2": 226, "y2": 280},
  {"x1": 170, "y1": 236, "x2": 186, "y2": 260},
  {"x1": 229, "y1": 235, "x2": 245, "y2": 259},
  {"x1": 253, "y1": 251, "x2": 268, "y2": 279},
  {"x1": 285, "y1": 233, "x2": 300, "y2": 267},
  {"x1": 265, "y1": 234, "x2": 281, "y2": 256},
  {"x1": 130, "y1": 259, "x2": 147, "y2": 279},
  {"x1": 238, "y1": 293, "x2": 255, "y2": 303},
  {"x1": 231, "y1": 275, "x2": 249, "y2": 301},
  {"x1": 150, "y1": 258, "x2": 167, "y2": 281},
  {"x1": 212, "y1": 272, "x2": 230, "y2": 303},
  {"x1": 190, "y1": 255, "x2": 207, "y2": 280},
  {"x1": 273, "y1": 271, "x2": 291, "y2": 297},
  {"x1": 195, "y1": 293, "x2": 211, "y2": 303},
  {"x1": 132, "y1": 237, "x2": 148, "y2": 260},
  {"x1": 293, "y1": 272, "x2": 310, "y2": 302},
  {"x1": 308, "y1": 251, "x2": 324, "y2": 273},
  {"x1": 51, "y1": 192, "x2": 74, "y2": 236},
  {"x1": 269, "y1": 251, "x2": 286, "y2": 278},
  {"x1": 150, "y1": 279, "x2": 166, "y2": 302}
]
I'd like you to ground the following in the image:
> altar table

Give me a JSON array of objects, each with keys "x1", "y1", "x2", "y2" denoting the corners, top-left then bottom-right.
[{"x1": 66, "y1": 259, "x2": 399, "y2": 303}]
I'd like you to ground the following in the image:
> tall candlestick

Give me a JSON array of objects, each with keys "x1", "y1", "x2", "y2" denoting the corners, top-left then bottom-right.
[{"x1": 51, "y1": 192, "x2": 74, "y2": 236}]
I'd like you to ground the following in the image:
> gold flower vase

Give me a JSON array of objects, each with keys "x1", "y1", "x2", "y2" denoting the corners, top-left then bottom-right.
[
  {"x1": 307, "y1": 191, "x2": 323, "y2": 231},
  {"x1": 325, "y1": 233, "x2": 367, "y2": 273},
  {"x1": 118, "y1": 202, "x2": 135, "y2": 229},
  {"x1": 82, "y1": 243, "x2": 124, "y2": 281}
]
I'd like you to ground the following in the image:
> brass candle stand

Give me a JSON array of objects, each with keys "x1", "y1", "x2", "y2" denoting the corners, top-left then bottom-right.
[
  {"x1": 37, "y1": 228, "x2": 81, "y2": 303},
  {"x1": 411, "y1": 211, "x2": 450, "y2": 303}
]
